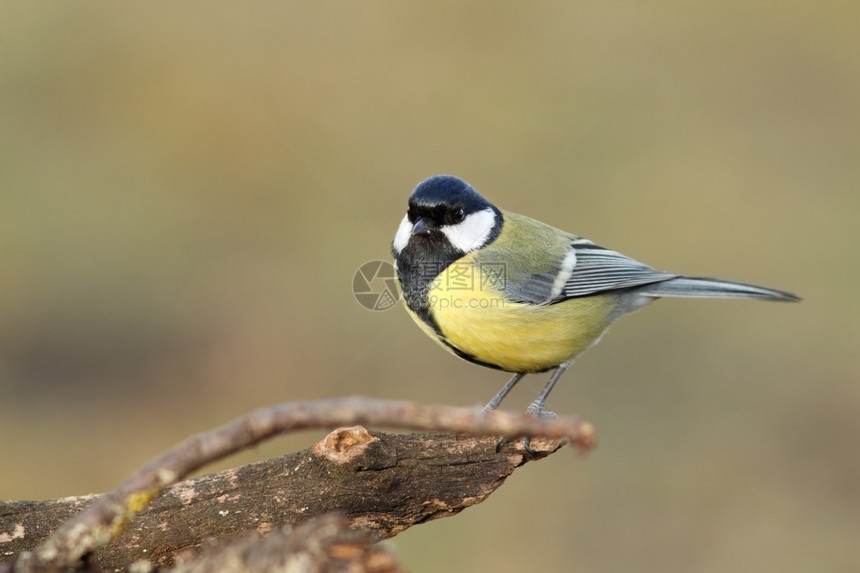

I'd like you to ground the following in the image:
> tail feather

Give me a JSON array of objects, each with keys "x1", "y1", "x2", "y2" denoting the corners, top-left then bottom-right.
[{"x1": 640, "y1": 277, "x2": 801, "y2": 302}]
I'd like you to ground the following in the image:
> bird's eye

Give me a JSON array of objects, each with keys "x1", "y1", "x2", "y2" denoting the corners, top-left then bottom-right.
[{"x1": 453, "y1": 208, "x2": 465, "y2": 223}]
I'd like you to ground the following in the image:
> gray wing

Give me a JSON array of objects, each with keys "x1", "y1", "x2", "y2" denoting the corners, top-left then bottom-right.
[
  {"x1": 560, "y1": 240, "x2": 678, "y2": 300},
  {"x1": 503, "y1": 239, "x2": 678, "y2": 304}
]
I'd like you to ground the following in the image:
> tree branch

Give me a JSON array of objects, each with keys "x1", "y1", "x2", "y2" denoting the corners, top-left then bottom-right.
[
  {"x1": 164, "y1": 513, "x2": 405, "y2": 573},
  {"x1": 1, "y1": 396, "x2": 594, "y2": 572}
]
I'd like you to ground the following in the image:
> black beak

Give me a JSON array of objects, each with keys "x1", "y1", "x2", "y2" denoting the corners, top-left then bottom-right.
[{"x1": 411, "y1": 218, "x2": 432, "y2": 236}]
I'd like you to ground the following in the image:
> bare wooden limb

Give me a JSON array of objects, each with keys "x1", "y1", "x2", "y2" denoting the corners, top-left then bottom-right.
[
  {"x1": 164, "y1": 513, "x2": 404, "y2": 573},
  {"x1": 2, "y1": 397, "x2": 594, "y2": 572}
]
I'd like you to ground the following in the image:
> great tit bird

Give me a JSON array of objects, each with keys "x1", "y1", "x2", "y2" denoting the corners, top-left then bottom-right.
[{"x1": 392, "y1": 175, "x2": 799, "y2": 445}]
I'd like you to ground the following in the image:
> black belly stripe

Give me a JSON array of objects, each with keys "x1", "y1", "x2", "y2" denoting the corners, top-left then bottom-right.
[
  {"x1": 394, "y1": 234, "x2": 463, "y2": 337},
  {"x1": 444, "y1": 340, "x2": 507, "y2": 371}
]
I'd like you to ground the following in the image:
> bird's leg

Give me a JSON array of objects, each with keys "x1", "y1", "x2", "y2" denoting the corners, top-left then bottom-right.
[
  {"x1": 522, "y1": 362, "x2": 572, "y2": 453},
  {"x1": 482, "y1": 372, "x2": 525, "y2": 412},
  {"x1": 482, "y1": 372, "x2": 525, "y2": 452},
  {"x1": 526, "y1": 362, "x2": 570, "y2": 416}
]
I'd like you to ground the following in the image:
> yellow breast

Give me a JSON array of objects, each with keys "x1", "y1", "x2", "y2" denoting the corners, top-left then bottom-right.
[{"x1": 418, "y1": 258, "x2": 617, "y2": 373}]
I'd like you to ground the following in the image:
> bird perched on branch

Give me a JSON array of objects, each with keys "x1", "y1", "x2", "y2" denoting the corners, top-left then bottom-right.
[{"x1": 391, "y1": 175, "x2": 799, "y2": 449}]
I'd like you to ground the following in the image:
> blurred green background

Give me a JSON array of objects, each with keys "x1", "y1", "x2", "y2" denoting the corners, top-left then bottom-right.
[{"x1": 2, "y1": 2, "x2": 858, "y2": 571}]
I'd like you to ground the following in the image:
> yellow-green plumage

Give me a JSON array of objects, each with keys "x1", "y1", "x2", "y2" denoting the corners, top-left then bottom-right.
[
  {"x1": 409, "y1": 210, "x2": 618, "y2": 373},
  {"x1": 420, "y1": 283, "x2": 615, "y2": 373}
]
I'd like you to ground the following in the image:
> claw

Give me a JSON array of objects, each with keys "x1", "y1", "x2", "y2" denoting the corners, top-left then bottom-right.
[
  {"x1": 520, "y1": 407, "x2": 557, "y2": 453},
  {"x1": 521, "y1": 435, "x2": 535, "y2": 453}
]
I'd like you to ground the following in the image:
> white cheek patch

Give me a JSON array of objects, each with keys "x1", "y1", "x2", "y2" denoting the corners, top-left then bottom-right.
[
  {"x1": 440, "y1": 208, "x2": 497, "y2": 253},
  {"x1": 392, "y1": 215, "x2": 412, "y2": 254}
]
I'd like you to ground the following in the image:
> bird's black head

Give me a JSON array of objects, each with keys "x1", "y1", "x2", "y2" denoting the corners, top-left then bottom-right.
[
  {"x1": 391, "y1": 175, "x2": 504, "y2": 316},
  {"x1": 407, "y1": 174, "x2": 493, "y2": 227},
  {"x1": 392, "y1": 175, "x2": 502, "y2": 256}
]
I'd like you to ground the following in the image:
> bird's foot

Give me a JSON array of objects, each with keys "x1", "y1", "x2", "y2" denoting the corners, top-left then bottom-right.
[
  {"x1": 487, "y1": 403, "x2": 558, "y2": 454},
  {"x1": 521, "y1": 404, "x2": 557, "y2": 453}
]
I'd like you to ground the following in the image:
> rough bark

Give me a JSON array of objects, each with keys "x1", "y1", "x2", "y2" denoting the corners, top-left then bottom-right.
[
  {"x1": 1, "y1": 397, "x2": 594, "y2": 572},
  {"x1": 3, "y1": 430, "x2": 567, "y2": 571},
  {"x1": 164, "y1": 513, "x2": 404, "y2": 573}
]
